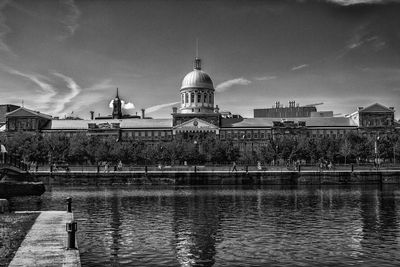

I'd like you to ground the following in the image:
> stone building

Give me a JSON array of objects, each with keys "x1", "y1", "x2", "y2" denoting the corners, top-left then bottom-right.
[{"x1": 1, "y1": 57, "x2": 399, "y2": 151}]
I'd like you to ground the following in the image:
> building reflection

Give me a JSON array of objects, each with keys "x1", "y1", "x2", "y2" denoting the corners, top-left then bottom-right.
[
  {"x1": 110, "y1": 191, "x2": 122, "y2": 266},
  {"x1": 172, "y1": 188, "x2": 222, "y2": 267},
  {"x1": 360, "y1": 185, "x2": 398, "y2": 250}
]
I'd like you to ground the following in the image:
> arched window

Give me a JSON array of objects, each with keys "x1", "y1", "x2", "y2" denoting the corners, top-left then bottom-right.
[
  {"x1": 190, "y1": 93, "x2": 194, "y2": 103},
  {"x1": 185, "y1": 93, "x2": 189, "y2": 104},
  {"x1": 197, "y1": 93, "x2": 201, "y2": 103}
]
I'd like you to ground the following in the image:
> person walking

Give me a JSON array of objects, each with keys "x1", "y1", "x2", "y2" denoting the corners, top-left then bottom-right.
[{"x1": 232, "y1": 161, "x2": 237, "y2": 172}]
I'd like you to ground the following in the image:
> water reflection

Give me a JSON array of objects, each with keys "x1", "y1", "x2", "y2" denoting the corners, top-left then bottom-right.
[
  {"x1": 172, "y1": 189, "x2": 220, "y2": 267},
  {"x1": 8, "y1": 184, "x2": 400, "y2": 267}
]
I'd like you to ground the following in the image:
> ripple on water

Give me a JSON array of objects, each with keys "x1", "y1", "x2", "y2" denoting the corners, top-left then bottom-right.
[{"x1": 8, "y1": 185, "x2": 400, "y2": 266}]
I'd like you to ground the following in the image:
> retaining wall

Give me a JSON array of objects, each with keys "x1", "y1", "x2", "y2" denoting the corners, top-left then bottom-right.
[{"x1": 34, "y1": 170, "x2": 400, "y2": 186}]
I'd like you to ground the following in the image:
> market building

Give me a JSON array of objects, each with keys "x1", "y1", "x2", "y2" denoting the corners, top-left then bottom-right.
[{"x1": 1, "y1": 57, "x2": 399, "y2": 150}]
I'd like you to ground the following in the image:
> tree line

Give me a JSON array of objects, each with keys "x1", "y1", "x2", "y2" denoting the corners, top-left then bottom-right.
[{"x1": 1, "y1": 131, "x2": 399, "y2": 166}]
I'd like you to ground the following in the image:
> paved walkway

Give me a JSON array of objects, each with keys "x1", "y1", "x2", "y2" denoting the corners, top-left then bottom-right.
[{"x1": 9, "y1": 211, "x2": 81, "y2": 267}]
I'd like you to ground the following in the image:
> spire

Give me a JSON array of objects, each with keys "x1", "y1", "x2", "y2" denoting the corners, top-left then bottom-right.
[
  {"x1": 116, "y1": 87, "x2": 119, "y2": 98},
  {"x1": 193, "y1": 38, "x2": 201, "y2": 70}
]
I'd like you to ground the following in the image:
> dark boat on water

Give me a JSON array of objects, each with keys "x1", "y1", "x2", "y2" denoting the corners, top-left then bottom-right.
[{"x1": 0, "y1": 165, "x2": 45, "y2": 197}]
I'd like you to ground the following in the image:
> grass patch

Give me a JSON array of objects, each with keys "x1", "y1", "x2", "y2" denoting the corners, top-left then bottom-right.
[{"x1": 0, "y1": 212, "x2": 39, "y2": 267}]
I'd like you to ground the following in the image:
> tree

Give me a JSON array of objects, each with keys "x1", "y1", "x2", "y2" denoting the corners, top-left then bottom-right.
[{"x1": 340, "y1": 138, "x2": 351, "y2": 164}]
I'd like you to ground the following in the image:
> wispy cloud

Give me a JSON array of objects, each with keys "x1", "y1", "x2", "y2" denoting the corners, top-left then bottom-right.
[
  {"x1": 254, "y1": 76, "x2": 277, "y2": 81},
  {"x1": 66, "y1": 79, "x2": 116, "y2": 115},
  {"x1": 291, "y1": 64, "x2": 309, "y2": 71},
  {"x1": 59, "y1": 0, "x2": 81, "y2": 40},
  {"x1": 53, "y1": 72, "x2": 81, "y2": 113},
  {"x1": 0, "y1": 0, "x2": 12, "y2": 54},
  {"x1": 3, "y1": 67, "x2": 57, "y2": 110},
  {"x1": 215, "y1": 78, "x2": 251, "y2": 92},
  {"x1": 146, "y1": 102, "x2": 180, "y2": 114},
  {"x1": 326, "y1": 0, "x2": 400, "y2": 5}
]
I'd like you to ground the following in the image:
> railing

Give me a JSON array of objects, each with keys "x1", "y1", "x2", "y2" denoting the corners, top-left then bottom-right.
[
  {"x1": 0, "y1": 154, "x2": 29, "y2": 171},
  {"x1": 30, "y1": 163, "x2": 400, "y2": 174}
]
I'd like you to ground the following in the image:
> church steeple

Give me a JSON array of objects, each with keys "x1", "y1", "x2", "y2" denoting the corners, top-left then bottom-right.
[{"x1": 112, "y1": 88, "x2": 122, "y2": 119}]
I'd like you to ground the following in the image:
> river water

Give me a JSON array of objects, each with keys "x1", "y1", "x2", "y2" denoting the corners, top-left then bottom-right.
[{"x1": 9, "y1": 184, "x2": 400, "y2": 267}]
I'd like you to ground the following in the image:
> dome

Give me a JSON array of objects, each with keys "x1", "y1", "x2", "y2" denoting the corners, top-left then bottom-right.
[{"x1": 181, "y1": 69, "x2": 214, "y2": 90}]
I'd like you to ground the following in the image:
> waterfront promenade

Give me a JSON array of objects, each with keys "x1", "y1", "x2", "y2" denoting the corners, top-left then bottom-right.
[
  {"x1": 30, "y1": 164, "x2": 400, "y2": 186},
  {"x1": 9, "y1": 211, "x2": 80, "y2": 267}
]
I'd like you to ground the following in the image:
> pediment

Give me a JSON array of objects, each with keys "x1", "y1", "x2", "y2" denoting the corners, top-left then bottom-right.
[
  {"x1": 6, "y1": 108, "x2": 51, "y2": 119},
  {"x1": 174, "y1": 118, "x2": 219, "y2": 130},
  {"x1": 360, "y1": 103, "x2": 394, "y2": 113}
]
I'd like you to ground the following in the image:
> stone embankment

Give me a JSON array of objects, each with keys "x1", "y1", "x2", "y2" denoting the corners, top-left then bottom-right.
[{"x1": 34, "y1": 170, "x2": 400, "y2": 186}]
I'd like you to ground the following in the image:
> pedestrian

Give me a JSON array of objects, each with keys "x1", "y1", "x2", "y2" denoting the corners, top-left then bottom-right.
[
  {"x1": 257, "y1": 161, "x2": 262, "y2": 171},
  {"x1": 118, "y1": 160, "x2": 123, "y2": 171},
  {"x1": 232, "y1": 161, "x2": 237, "y2": 172}
]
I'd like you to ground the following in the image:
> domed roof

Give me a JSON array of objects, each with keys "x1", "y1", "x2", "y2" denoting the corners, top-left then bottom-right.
[{"x1": 181, "y1": 69, "x2": 214, "y2": 90}]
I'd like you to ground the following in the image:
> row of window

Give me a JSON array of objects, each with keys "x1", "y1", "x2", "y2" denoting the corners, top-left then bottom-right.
[
  {"x1": 181, "y1": 92, "x2": 213, "y2": 105},
  {"x1": 220, "y1": 130, "x2": 272, "y2": 140},
  {"x1": 8, "y1": 118, "x2": 38, "y2": 131},
  {"x1": 219, "y1": 129, "x2": 356, "y2": 140},
  {"x1": 121, "y1": 130, "x2": 172, "y2": 139}
]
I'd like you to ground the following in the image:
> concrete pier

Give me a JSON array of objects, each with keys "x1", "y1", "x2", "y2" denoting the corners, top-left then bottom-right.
[{"x1": 9, "y1": 211, "x2": 80, "y2": 267}]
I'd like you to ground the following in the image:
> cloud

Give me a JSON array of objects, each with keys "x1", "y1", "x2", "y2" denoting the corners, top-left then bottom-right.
[
  {"x1": 5, "y1": 68, "x2": 56, "y2": 95},
  {"x1": 59, "y1": 0, "x2": 81, "y2": 40},
  {"x1": 291, "y1": 64, "x2": 309, "y2": 71},
  {"x1": 145, "y1": 102, "x2": 180, "y2": 114},
  {"x1": 108, "y1": 99, "x2": 135, "y2": 110},
  {"x1": 215, "y1": 78, "x2": 252, "y2": 92},
  {"x1": 254, "y1": 76, "x2": 277, "y2": 81},
  {"x1": 3, "y1": 67, "x2": 57, "y2": 110},
  {"x1": 52, "y1": 72, "x2": 81, "y2": 113},
  {"x1": 66, "y1": 79, "x2": 116, "y2": 115},
  {"x1": 0, "y1": 0, "x2": 12, "y2": 53},
  {"x1": 326, "y1": 0, "x2": 400, "y2": 5}
]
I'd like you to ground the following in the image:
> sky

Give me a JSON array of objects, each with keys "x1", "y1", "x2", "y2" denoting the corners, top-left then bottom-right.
[{"x1": 0, "y1": 0, "x2": 400, "y2": 119}]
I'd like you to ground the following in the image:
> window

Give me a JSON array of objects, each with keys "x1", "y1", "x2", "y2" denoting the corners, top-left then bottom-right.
[
  {"x1": 246, "y1": 131, "x2": 251, "y2": 139},
  {"x1": 190, "y1": 93, "x2": 194, "y2": 103},
  {"x1": 197, "y1": 93, "x2": 201, "y2": 103},
  {"x1": 185, "y1": 93, "x2": 189, "y2": 104}
]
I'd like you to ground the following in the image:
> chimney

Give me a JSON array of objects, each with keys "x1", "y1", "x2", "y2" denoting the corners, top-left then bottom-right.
[
  {"x1": 90, "y1": 111, "x2": 94, "y2": 120},
  {"x1": 172, "y1": 107, "x2": 177, "y2": 114},
  {"x1": 214, "y1": 105, "x2": 219, "y2": 113},
  {"x1": 389, "y1": 107, "x2": 394, "y2": 111},
  {"x1": 141, "y1": 108, "x2": 145, "y2": 119},
  {"x1": 358, "y1": 107, "x2": 364, "y2": 111}
]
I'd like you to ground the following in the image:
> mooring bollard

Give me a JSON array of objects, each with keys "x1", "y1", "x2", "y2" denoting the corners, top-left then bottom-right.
[
  {"x1": 66, "y1": 197, "x2": 72, "y2": 213},
  {"x1": 145, "y1": 166, "x2": 148, "y2": 174},
  {"x1": 66, "y1": 221, "x2": 78, "y2": 249},
  {"x1": 351, "y1": 164, "x2": 354, "y2": 173},
  {"x1": 194, "y1": 166, "x2": 197, "y2": 173},
  {"x1": 298, "y1": 165, "x2": 301, "y2": 172}
]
